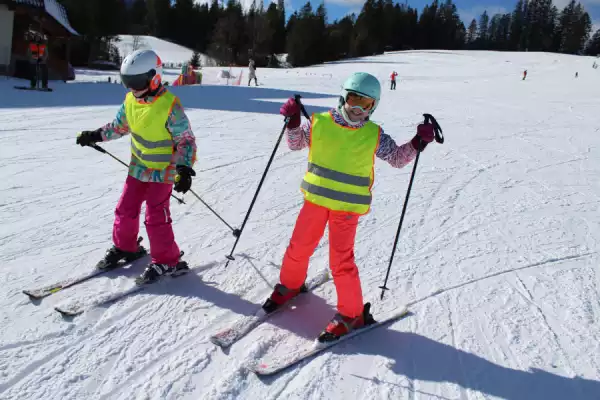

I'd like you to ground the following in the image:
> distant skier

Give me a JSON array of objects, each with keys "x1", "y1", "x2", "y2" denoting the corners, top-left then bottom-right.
[
  {"x1": 390, "y1": 71, "x2": 398, "y2": 90},
  {"x1": 575, "y1": 72, "x2": 578, "y2": 78},
  {"x1": 75, "y1": 49, "x2": 197, "y2": 284},
  {"x1": 248, "y1": 58, "x2": 258, "y2": 86},
  {"x1": 263, "y1": 72, "x2": 436, "y2": 342},
  {"x1": 27, "y1": 31, "x2": 49, "y2": 90},
  {"x1": 523, "y1": 70, "x2": 527, "y2": 80}
]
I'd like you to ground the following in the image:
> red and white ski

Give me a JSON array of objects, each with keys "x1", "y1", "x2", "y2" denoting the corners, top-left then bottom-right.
[
  {"x1": 247, "y1": 306, "x2": 411, "y2": 376},
  {"x1": 210, "y1": 270, "x2": 330, "y2": 348}
]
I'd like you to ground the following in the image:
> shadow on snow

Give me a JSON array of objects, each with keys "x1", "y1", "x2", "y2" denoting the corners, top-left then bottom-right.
[
  {"x1": 1, "y1": 81, "x2": 335, "y2": 115},
  {"x1": 345, "y1": 329, "x2": 600, "y2": 400}
]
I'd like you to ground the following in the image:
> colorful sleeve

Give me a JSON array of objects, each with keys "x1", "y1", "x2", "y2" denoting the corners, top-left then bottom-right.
[
  {"x1": 376, "y1": 128, "x2": 417, "y2": 169},
  {"x1": 286, "y1": 118, "x2": 310, "y2": 150},
  {"x1": 100, "y1": 103, "x2": 131, "y2": 142},
  {"x1": 167, "y1": 100, "x2": 197, "y2": 168}
]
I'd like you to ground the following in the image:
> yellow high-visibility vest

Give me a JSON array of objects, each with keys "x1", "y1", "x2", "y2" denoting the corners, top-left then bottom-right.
[
  {"x1": 301, "y1": 111, "x2": 380, "y2": 215},
  {"x1": 124, "y1": 91, "x2": 176, "y2": 170}
]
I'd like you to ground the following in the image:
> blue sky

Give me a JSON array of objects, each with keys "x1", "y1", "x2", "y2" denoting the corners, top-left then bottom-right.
[
  {"x1": 271, "y1": 0, "x2": 600, "y2": 31},
  {"x1": 195, "y1": 0, "x2": 600, "y2": 31}
]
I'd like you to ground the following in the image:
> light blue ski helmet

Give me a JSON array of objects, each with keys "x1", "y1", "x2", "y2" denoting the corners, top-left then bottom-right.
[{"x1": 340, "y1": 72, "x2": 381, "y2": 116}]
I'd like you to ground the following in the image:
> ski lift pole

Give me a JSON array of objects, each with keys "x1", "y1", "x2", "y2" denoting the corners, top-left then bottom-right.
[
  {"x1": 379, "y1": 114, "x2": 444, "y2": 300},
  {"x1": 225, "y1": 95, "x2": 309, "y2": 267}
]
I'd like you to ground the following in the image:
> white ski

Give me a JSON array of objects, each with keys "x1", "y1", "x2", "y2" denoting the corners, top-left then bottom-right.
[
  {"x1": 247, "y1": 306, "x2": 411, "y2": 376},
  {"x1": 210, "y1": 270, "x2": 330, "y2": 348},
  {"x1": 54, "y1": 259, "x2": 221, "y2": 317},
  {"x1": 54, "y1": 284, "x2": 148, "y2": 317}
]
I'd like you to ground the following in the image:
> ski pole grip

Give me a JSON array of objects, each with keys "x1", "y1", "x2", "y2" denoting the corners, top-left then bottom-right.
[
  {"x1": 90, "y1": 143, "x2": 107, "y2": 153},
  {"x1": 294, "y1": 95, "x2": 310, "y2": 120},
  {"x1": 423, "y1": 113, "x2": 444, "y2": 144}
]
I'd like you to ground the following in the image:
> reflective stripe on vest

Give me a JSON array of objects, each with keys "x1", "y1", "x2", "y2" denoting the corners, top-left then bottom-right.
[
  {"x1": 301, "y1": 111, "x2": 380, "y2": 215},
  {"x1": 125, "y1": 91, "x2": 176, "y2": 170},
  {"x1": 29, "y1": 44, "x2": 45, "y2": 59}
]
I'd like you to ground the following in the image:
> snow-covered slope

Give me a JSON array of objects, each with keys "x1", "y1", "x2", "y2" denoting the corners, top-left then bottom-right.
[
  {"x1": 115, "y1": 35, "x2": 218, "y2": 66},
  {"x1": 1, "y1": 50, "x2": 600, "y2": 400}
]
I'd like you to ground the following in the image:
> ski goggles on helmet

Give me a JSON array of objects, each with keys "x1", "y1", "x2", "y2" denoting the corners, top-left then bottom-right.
[
  {"x1": 345, "y1": 91, "x2": 376, "y2": 113},
  {"x1": 121, "y1": 69, "x2": 156, "y2": 91}
]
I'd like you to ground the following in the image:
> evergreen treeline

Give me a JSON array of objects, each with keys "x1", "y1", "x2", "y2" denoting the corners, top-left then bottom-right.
[{"x1": 57, "y1": 0, "x2": 599, "y2": 68}]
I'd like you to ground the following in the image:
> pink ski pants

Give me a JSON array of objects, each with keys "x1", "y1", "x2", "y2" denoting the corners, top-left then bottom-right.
[{"x1": 113, "y1": 175, "x2": 180, "y2": 266}]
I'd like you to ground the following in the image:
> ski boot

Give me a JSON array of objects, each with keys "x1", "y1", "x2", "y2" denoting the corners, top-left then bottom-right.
[
  {"x1": 135, "y1": 251, "x2": 189, "y2": 285},
  {"x1": 261, "y1": 282, "x2": 308, "y2": 314},
  {"x1": 317, "y1": 303, "x2": 376, "y2": 343},
  {"x1": 96, "y1": 237, "x2": 147, "y2": 270}
]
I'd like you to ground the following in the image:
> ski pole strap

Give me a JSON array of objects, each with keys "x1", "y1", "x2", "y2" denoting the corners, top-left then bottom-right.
[
  {"x1": 423, "y1": 113, "x2": 444, "y2": 144},
  {"x1": 294, "y1": 94, "x2": 311, "y2": 120}
]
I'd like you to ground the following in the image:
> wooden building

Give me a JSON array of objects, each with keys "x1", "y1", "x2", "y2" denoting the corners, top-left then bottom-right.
[{"x1": 0, "y1": 0, "x2": 78, "y2": 81}]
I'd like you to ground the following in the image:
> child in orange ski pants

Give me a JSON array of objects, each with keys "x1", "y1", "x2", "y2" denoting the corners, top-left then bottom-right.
[{"x1": 280, "y1": 200, "x2": 363, "y2": 317}]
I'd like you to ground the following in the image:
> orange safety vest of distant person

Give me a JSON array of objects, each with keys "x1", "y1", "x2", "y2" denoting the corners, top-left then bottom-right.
[{"x1": 29, "y1": 43, "x2": 46, "y2": 60}]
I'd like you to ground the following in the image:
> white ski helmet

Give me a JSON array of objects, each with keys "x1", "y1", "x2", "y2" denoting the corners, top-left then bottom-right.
[{"x1": 120, "y1": 49, "x2": 163, "y2": 91}]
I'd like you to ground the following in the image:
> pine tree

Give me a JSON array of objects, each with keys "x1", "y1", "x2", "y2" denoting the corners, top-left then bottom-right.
[
  {"x1": 524, "y1": 0, "x2": 556, "y2": 51},
  {"x1": 190, "y1": 51, "x2": 200, "y2": 68},
  {"x1": 147, "y1": 0, "x2": 173, "y2": 39},
  {"x1": 286, "y1": 2, "x2": 320, "y2": 66},
  {"x1": 558, "y1": 1, "x2": 592, "y2": 54},
  {"x1": 418, "y1": 0, "x2": 439, "y2": 49},
  {"x1": 351, "y1": 0, "x2": 386, "y2": 56},
  {"x1": 437, "y1": 0, "x2": 465, "y2": 50},
  {"x1": 209, "y1": 0, "x2": 246, "y2": 65},
  {"x1": 510, "y1": 0, "x2": 526, "y2": 50},
  {"x1": 585, "y1": 29, "x2": 600, "y2": 55},
  {"x1": 466, "y1": 19, "x2": 478, "y2": 45},
  {"x1": 172, "y1": 0, "x2": 197, "y2": 49},
  {"x1": 129, "y1": 0, "x2": 148, "y2": 35},
  {"x1": 477, "y1": 11, "x2": 489, "y2": 48},
  {"x1": 326, "y1": 15, "x2": 354, "y2": 60},
  {"x1": 487, "y1": 14, "x2": 501, "y2": 49}
]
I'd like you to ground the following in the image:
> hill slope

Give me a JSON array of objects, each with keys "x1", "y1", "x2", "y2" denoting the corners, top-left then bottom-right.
[
  {"x1": 116, "y1": 35, "x2": 218, "y2": 66},
  {"x1": 1, "y1": 50, "x2": 599, "y2": 399}
]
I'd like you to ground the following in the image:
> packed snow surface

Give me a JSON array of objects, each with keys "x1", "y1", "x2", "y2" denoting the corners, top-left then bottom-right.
[
  {"x1": 1, "y1": 50, "x2": 600, "y2": 399},
  {"x1": 115, "y1": 35, "x2": 218, "y2": 66}
]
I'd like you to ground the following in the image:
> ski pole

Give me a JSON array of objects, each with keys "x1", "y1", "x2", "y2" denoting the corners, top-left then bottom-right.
[
  {"x1": 89, "y1": 143, "x2": 185, "y2": 205},
  {"x1": 188, "y1": 188, "x2": 241, "y2": 237},
  {"x1": 379, "y1": 114, "x2": 444, "y2": 300},
  {"x1": 225, "y1": 95, "x2": 307, "y2": 266},
  {"x1": 89, "y1": 145, "x2": 241, "y2": 235}
]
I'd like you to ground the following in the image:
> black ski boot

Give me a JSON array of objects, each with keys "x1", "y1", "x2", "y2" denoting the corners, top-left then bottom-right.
[
  {"x1": 135, "y1": 252, "x2": 189, "y2": 285},
  {"x1": 96, "y1": 237, "x2": 147, "y2": 270}
]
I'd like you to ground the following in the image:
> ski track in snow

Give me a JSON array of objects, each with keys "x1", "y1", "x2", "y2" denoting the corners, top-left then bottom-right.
[{"x1": 1, "y1": 50, "x2": 600, "y2": 399}]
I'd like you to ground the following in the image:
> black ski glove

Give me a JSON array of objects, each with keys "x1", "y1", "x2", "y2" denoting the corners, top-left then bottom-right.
[
  {"x1": 76, "y1": 129, "x2": 103, "y2": 147},
  {"x1": 174, "y1": 165, "x2": 196, "y2": 194}
]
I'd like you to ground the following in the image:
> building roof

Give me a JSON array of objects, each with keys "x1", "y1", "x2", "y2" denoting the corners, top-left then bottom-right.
[{"x1": 13, "y1": 0, "x2": 79, "y2": 36}]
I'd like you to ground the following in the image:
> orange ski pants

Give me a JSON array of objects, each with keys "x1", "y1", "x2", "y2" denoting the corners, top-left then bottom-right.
[{"x1": 280, "y1": 200, "x2": 363, "y2": 318}]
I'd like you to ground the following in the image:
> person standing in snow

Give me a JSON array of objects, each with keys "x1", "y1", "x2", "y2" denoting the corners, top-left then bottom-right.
[
  {"x1": 75, "y1": 49, "x2": 197, "y2": 284},
  {"x1": 248, "y1": 58, "x2": 258, "y2": 86},
  {"x1": 262, "y1": 72, "x2": 436, "y2": 342},
  {"x1": 27, "y1": 31, "x2": 49, "y2": 89},
  {"x1": 523, "y1": 70, "x2": 527, "y2": 80},
  {"x1": 390, "y1": 71, "x2": 398, "y2": 90}
]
